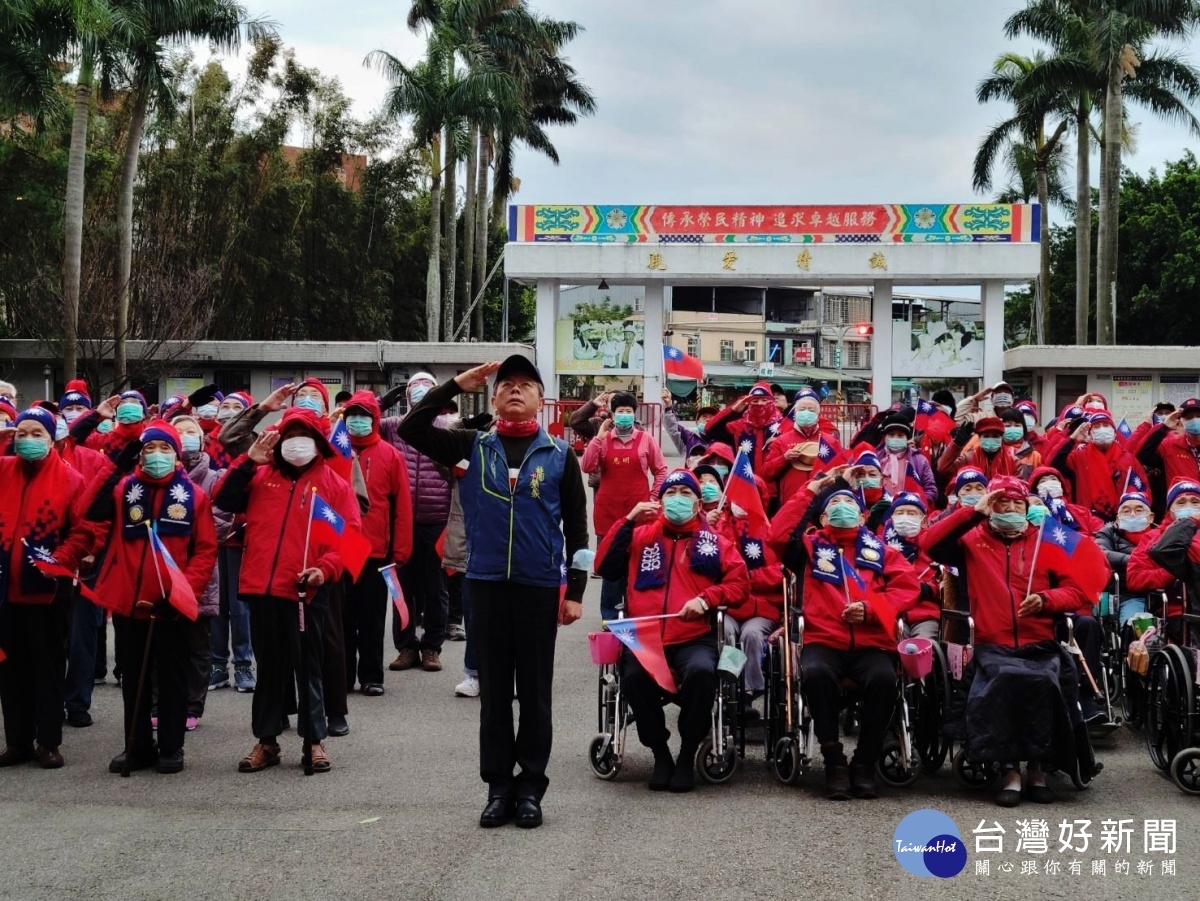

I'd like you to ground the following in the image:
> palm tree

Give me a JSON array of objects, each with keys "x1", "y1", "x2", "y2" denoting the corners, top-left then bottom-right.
[
  {"x1": 0, "y1": 0, "x2": 71, "y2": 125},
  {"x1": 974, "y1": 51, "x2": 1071, "y2": 343},
  {"x1": 110, "y1": 0, "x2": 264, "y2": 390}
]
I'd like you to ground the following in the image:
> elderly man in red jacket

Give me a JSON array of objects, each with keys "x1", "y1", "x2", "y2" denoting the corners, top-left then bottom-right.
[{"x1": 597, "y1": 469, "x2": 749, "y2": 794}]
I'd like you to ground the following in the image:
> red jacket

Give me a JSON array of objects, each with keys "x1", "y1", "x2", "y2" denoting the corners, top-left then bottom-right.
[
  {"x1": 346, "y1": 391, "x2": 413, "y2": 565},
  {"x1": 1056, "y1": 440, "x2": 1151, "y2": 521},
  {"x1": 87, "y1": 464, "x2": 218, "y2": 617},
  {"x1": 716, "y1": 513, "x2": 784, "y2": 622},
  {"x1": 761, "y1": 421, "x2": 843, "y2": 504},
  {"x1": 878, "y1": 524, "x2": 940, "y2": 625},
  {"x1": 597, "y1": 516, "x2": 749, "y2": 646},
  {"x1": 920, "y1": 505, "x2": 1090, "y2": 646},
  {"x1": 1139, "y1": 425, "x2": 1200, "y2": 487},
  {"x1": 1126, "y1": 521, "x2": 1186, "y2": 618},
  {"x1": 0, "y1": 453, "x2": 96, "y2": 604},
  {"x1": 57, "y1": 439, "x2": 107, "y2": 486},
  {"x1": 704, "y1": 405, "x2": 785, "y2": 500},
  {"x1": 214, "y1": 452, "x2": 362, "y2": 601}
]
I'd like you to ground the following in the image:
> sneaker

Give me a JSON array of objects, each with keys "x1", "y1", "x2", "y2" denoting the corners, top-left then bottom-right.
[
  {"x1": 389, "y1": 648, "x2": 419, "y2": 671},
  {"x1": 234, "y1": 666, "x2": 256, "y2": 693},
  {"x1": 185, "y1": 717, "x2": 199, "y2": 732},
  {"x1": 455, "y1": 675, "x2": 480, "y2": 698},
  {"x1": 420, "y1": 649, "x2": 443, "y2": 672},
  {"x1": 209, "y1": 667, "x2": 230, "y2": 691},
  {"x1": 447, "y1": 622, "x2": 467, "y2": 642},
  {"x1": 150, "y1": 717, "x2": 158, "y2": 731}
]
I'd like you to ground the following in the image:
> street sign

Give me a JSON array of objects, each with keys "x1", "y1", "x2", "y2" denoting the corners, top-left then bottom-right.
[
  {"x1": 793, "y1": 346, "x2": 813, "y2": 364},
  {"x1": 833, "y1": 346, "x2": 843, "y2": 368},
  {"x1": 758, "y1": 362, "x2": 775, "y2": 377}
]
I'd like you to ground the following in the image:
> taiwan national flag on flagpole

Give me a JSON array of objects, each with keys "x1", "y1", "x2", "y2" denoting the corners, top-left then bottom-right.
[
  {"x1": 147, "y1": 529, "x2": 199, "y2": 621},
  {"x1": 379, "y1": 563, "x2": 409, "y2": 630},
  {"x1": 1038, "y1": 520, "x2": 1112, "y2": 599},
  {"x1": 663, "y1": 345, "x2": 704, "y2": 381},
  {"x1": 1117, "y1": 417, "x2": 1133, "y2": 440},
  {"x1": 25, "y1": 542, "x2": 106, "y2": 607},
  {"x1": 914, "y1": 397, "x2": 954, "y2": 441},
  {"x1": 813, "y1": 435, "x2": 847, "y2": 474},
  {"x1": 605, "y1": 617, "x2": 677, "y2": 694},
  {"x1": 311, "y1": 493, "x2": 372, "y2": 580},
  {"x1": 724, "y1": 448, "x2": 769, "y2": 535},
  {"x1": 329, "y1": 417, "x2": 353, "y2": 460}
]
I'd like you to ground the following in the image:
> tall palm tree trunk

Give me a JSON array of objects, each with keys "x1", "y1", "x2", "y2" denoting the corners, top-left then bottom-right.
[
  {"x1": 62, "y1": 53, "x2": 94, "y2": 381},
  {"x1": 1074, "y1": 104, "x2": 1091, "y2": 345},
  {"x1": 1035, "y1": 160, "x2": 1050, "y2": 344},
  {"x1": 115, "y1": 90, "x2": 148, "y2": 391},
  {"x1": 460, "y1": 124, "x2": 477, "y2": 340},
  {"x1": 425, "y1": 135, "x2": 442, "y2": 343},
  {"x1": 472, "y1": 130, "x2": 491, "y2": 341},
  {"x1": 441, "y1": 127, "x2": 457, "y2": 342},
  {"x1": 1096, "y1": 63, "x2": 1122, "y2": 345}
]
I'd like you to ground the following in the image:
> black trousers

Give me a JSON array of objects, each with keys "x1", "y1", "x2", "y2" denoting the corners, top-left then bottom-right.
[
  {"x1": 0, "y1": 598, "x2": 68, "y2": 751},
  {"x1": 470, "y1": 579, "x2": 559, "y2": 802},
  {"x1": 801, "y1": 643, "x2": 897, "y2": 765},
  {"x1": 394, "y1": 522, "x2": 449, "y2": 653},
  {"x1": 322, "y1": 578, "x2": 348, "y2": 718},
  {"x1": 116, "y1": 613, "x2": 190, "y2": 756},
  {"x1": 248, "y1": 593, "x2": 328, "y2": 743},
  {"x1": 186, "y1": 615, "x2": 213, "y2": 718},
  {"x1": 344, "y1": 558, "x2": 388, "y2": 688},
  {"x1": 622, "y1": 639, "x2": 717, "y2": 751}
]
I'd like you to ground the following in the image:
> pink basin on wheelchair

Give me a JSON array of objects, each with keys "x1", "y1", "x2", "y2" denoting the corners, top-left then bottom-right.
[
  {"x1": 589, "y1": 631, "x2": 622, "y2": 666},
  {"x1": 897, "y1": 637, "x2": 934, "y2": 680}
]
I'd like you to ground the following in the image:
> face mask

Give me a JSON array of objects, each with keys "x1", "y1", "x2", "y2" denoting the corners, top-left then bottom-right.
[
  {"x1": 116, "y1": 403, "x2": 144, "y2": 424},
  {"x1": 63, "y1": 409, "x2": 85, "y2": 425},
  {"x1": 294, "y1": 396, "x2": 324, "y2": 414},
  {"x1": 1002, "y1": 426, "x2": 1024, "y2": 443},
  {"x1": 713, "y1": 465, "x2": 729, "y2": 479},
  {"x1": 1085, "y1": 400, "x2": 1105, "y2": 410},
  {"x1": 141, "y1": 451, "x2": 176, "y2": 479},
  {"x1": 826, "y1": 503, "x2": 862, "y2": 529},
  {"x1": 14, "y1": 436, "x2": 49, "y2": 462},
  {"x1": 55, "y1": 418, "x2": 68, "y2": 441},
  {"x1": 794, "y1": 409, "x2": 818, "y2": 428},
  {"x1": 700, "y1": 482, "x2": 721, "y2": 504},
  {"x1": 217, "y1": 408, "x2": 237, "y2": 423},
  {"x1": 180, "y1": 434, "x2": 202, "y2": 454},
  {"x1": 346, "y1": 415, "x2": 374, "y2": 437},
  {"x1": 1119, "y1": 514, "x2": 1149, "y2": 533},
  {"x1": 1185, "y1": 418, "x2": 1200, "y2": 436},
  {"x1": 408, "y1": 384, "x2": 430, "y2": 405},
  {"x1": 961, "y1": 493, "x2": 983, "y2": 507},
  {"x1": 97, "y1": 419, "x2": 114, "y2": 434},
  {"x1": 663, "y1": 494, "x2": 697, "y2": 525},
  {"x1": 1026, "y1": 505, "x2": 1047, "y2": 526},
  {"x1": 746, "y1": 403, "x2": 774, "y2": 427},
  {"x1": 1039, "y1": 478, "x2": 1063, "y2": 499},
  {"x1": 938, "y1": 404, "x2": 954, "y2": 417},
  {"x1": 1173, "y1": 505, "x2": 1200, "y2": 521},
  {"x1": 614, "y1": 412, "x2": 635, "y2": 429},
  {"x1": 196, "y1": 404, "x2": 218, "y2": 420},
  {"x1": 280, "y1": 436, "x2": 317, "y2": 466},
  {"x1": 979, "y1": 436, "x2": 1002, "y2": 453},
  {"x1": 695, "y1": 422, "x2": 706, "y2": 437},
  {"x1": 990, "y1": 511, "x2": 1028, "y2": 533},
  {"x1": 992, "y1": 393, "x2": 1013, "y2": 408},
  {"x1": 891, "y1": 516, "x2": 922, "y2": 538},
  {"x1": 884, "y1": 436, "x2": 908, "y2": 453},
  {"x1": 1024, "y1": 414, "x2": 1036, "y2": 431},
  {"x1": 1091, "y1": 426, "x2": 1115, "y2": 446},
  {"x1": 860, "y1": 476, "x2": 881, "y2": 489}
]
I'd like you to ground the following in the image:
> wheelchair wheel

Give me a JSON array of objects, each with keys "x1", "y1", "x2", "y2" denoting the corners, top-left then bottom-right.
[
  {"x1": 1122, "y1": 667, "x2": 1145, "y2": 732},
  {"x1": 951, "y1": 747, "x2": 999, "y2": 790},
  {"x1": 876, "y1": 738, "x2": 919, "y2": 788},
  {"x1": 771, "y1": 736, "x2": 802, "y2": 785},
  {"x1": 587, "y1": 734, "x2": 621, "y2": 781},
  {"x1": 1145, "y1": 646, "x2": 1194, "y2": 772},
  {"x1": 915, "y1": 643, "x2": 951, "y2": 773},
  {"x1": 1169, "y1": 747, "x2": 1200, "y2": 795},
  {"x1": 696, "y1": 735, "x2": 738, "y2": 784}
]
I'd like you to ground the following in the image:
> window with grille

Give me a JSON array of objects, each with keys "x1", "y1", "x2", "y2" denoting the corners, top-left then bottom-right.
[
  {"x1": 720, "y1": 340, "x2": 734, "y2": 362},
  {"x1": 742, "y1": 341, "x2": 757, "y2": 363},
  {"x1": 686, "y1": 335, "x2": 700, "y2": 358}
]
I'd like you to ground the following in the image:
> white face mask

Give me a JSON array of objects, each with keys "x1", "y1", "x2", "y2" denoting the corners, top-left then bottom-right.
[
  {"x1": 1038, "y1": 478, "x2": 1063, "y2": 499},
  {"x1": 217, "y1": 407, "x2": 237, "y2": 422},
  {"x1": 280, "y1": 436, "x2": 317, "y2": 465},
  {"x1": 1024, "y1": 414, "x2": 1036, "y2": 431},
  {"x1": 55, "y1": 418, "x2": 68, "y2": 441},
  {"x1": 1091, "y1": 426, "x2": 1115, "y2": 446},
  {"x1": 1085, "y1": 400, "x2": 1105, "y2": 410},
  {"x1": 891, "y1": 516, "x2": 922, "y2": 538},
  {"x1": 992, "y1": 393, "x2": 1013, "y2": 407}
]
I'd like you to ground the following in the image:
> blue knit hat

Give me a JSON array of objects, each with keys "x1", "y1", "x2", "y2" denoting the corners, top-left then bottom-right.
[
  {"x1": 658, "y1": 468, "x2": 701, "y2": 499},
  {"x1": 58, "y1": 378, "x2": 92, "y2": 410},
  {"x1": 888, "y1": 491, "x2": 927, "y2": 516},
  {"x1": 824, "y1": 488, "x2": 865, "y2": 512},
  {"x1": 1119, "y1": 491, "x2": 1151, "y2": 509},
  {"x1": 953, "y1": 468, "x2": 988, "y2": 495},
  {"x1": 119, "y1": 389, "x2": 147, "y2": 410},
  {"x1": 15, "y1": 407, "x2": 57, "y2": 437},
  {"x1": 1166, "y1": 479, "x2": 1200, "y2": 510}
]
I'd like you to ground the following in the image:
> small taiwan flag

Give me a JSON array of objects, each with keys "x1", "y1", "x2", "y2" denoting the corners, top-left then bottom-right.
[
  {"x1": 663, "y1": 345, "x2": 704, "y2": 381},
  {"x1": 329, "y1": 417, "x2": 353, "y2": 460},
  {"x1": 380, "y1": 563, "x2": 410, "y2": 630},
  {"x1": 606, "y1": 617, "x2": 677, "y2": 694},
  {"x1": 148, "y1": 529, "x2": 199, "y2": 621},
  {"x1": 724, "y1": 449, "x2": 768, "y2": 535},
  {"x1": 311, "y1": 492, "x2": 372, "y2": 580}
]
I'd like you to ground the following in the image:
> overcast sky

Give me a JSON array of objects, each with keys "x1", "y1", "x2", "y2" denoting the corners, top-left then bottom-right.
[{"x1": 219, "y1": 0, "x2": 1199, "y2": 214}]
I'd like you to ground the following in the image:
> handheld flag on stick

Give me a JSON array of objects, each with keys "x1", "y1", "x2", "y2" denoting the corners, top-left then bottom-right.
[
  {"x1": 146, "y1": 526, "x2": 199, "y2": 621},
  {"x1": 604, "y1": 615, "x2": 678, "y2": 694},
  {"x1": 1037, "y1": 517, "x2": 1111, "y2": 599},
  {"x1": 723, "y1": 448, "x2": 769, "y2": 534},
  {"x1": 380, "y1": 563, "x2": 409, "y2": 630},
  {"x1": 24, "y1": 541, "x2": 105, "y2": 607},
  {"x1": 1117, "y1": 417, "x2": 1133, "y2": 440},
  {"x1": 329, "y1": 417, "x2": 353, "y2": 460},
  {"x1": 663, "y1": 345, "x2": 704, "y2": 382},
  {"x1": 311, "y1": 492, "x2": 372, "y2": 580}
]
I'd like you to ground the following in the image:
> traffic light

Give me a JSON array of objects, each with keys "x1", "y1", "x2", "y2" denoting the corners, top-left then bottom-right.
[{"x1": 855, "y1": 322, "x2": 873, "y2": 337}]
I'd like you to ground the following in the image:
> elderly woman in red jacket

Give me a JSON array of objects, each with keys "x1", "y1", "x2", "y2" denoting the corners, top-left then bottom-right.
[
  {"x1": 596, "y1": 469, "x2": 749, "y2": 794},
  {"x1": 921, "y1": 475, "x2": 1100, "y2": 807},
  {"x1": 768, "y1": 469, "x2": 920, "y2": 801}
]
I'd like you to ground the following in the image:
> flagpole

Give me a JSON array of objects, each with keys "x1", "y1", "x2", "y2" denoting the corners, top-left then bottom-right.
[
  {"x1": 603, "y1": 612, "x2": 684, "y2": 625},
  {"x1": 838, "y1": 548, "x2": 854, "y2": 609},
  {"x1": 1122, "y1": 467, "x2": 1132, "y2": 496},
  {"x1": 145, "y1": 523, "x2": 168, "y2": 601},
  {"x1": 1024, "y1": 517, "x2": 1047, "y2": 601},
  {"x1": 297, "y1": 487, "x2": 317, "y2": 777},
  {"x1": 123, "y1": 523, "x2": 161, "y2": 778}
]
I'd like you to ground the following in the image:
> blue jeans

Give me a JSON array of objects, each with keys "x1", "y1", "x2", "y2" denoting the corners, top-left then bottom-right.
[
  {"x1": 600, "y1": 578, "x2": 625, "y2": 623},
  {"x1": 1119, "y1": 597, "x2": 1147, "y2": 625},
  {"x1": 462, "y1": 576, "x2": 477, "y2": 677},
  {"x1": 212, "y1": 546, "x2": 253, "y2": 670},
  {"x1": 64, "y1": 591, "x2": 106, "y2": 715}
]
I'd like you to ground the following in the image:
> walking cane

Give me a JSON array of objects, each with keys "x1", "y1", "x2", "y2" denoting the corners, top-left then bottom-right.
[
  {"x1": 124, "y1": 523, "x2": 165, "y2": 777},
  {"x1": 297, "y1": 488, "x2": 317, "y2": 777}
]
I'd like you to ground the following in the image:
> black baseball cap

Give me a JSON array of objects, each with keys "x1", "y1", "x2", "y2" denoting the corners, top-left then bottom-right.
[
  {"x1": 1179, "y1": 398, "x2": 1200, "y2": 414},
  {"x1": 493, "y1": 354, "x2": 543, "y2": 388}
]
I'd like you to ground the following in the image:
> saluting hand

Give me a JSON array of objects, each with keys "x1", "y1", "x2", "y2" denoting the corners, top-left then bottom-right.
[
  {"x1": 95, "y1": 394, "x2": 122, "y2": 420},
  {"x1": 260, "y1": 383, "x2": 296, "y2": 413},
  {"x1": 247, "y1": 430, "x2": 279, "y2": 464},
  {"x1": 626, "y1": 501, "x2": 661, "y2": 523},
  {"x1": 455, "y1": 362, "x2": 500, "y2": 393}
]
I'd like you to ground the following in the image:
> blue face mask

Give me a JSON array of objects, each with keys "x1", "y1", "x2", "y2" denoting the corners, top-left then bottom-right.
[
  {"x1": 794, "y1": 409, "x2": 819, "y2": 428},
  {"x1": 196, "y1": 404, "x2": 218, "y2": 420},
  {"x1": 979, "y1": 436, "x2": 1003, "y2": 453},
  {"x1": 1003, "y1": 426, "x2": 1024, "y2": 443},
  {"x1": 180, "y1": 434, "x2": 202, "y2": 454},
  {"x1": 614, "y1": 412, "x2": 635, "y2": 429},
  {"x1": 1185, "y1": 418, "x2": 1200, "y2": 436},
  {"x1": 663, "y1": 494, "x2": 697, "y2": 525},
  {"x1": 14, "y1": 436, "x2": 49, "y2": 462},
  {"x1": 884, "y1": 436, "x2": 907, "y2": 453},
  {"x1": 1173, "y1": 506, "x2": 1200, "y2": 520},
  {"x1": 713, "y1": 465, "x2": 729, "y2": 479},
  {"x1": 141, "y1": 451, "x2": 176, "y2": 479},
  {"x1": 826, "y1": 503, "x2": 862, "y2": 529},
  {"x1": 1026, "y1": 505, "x2": 1047, "y2": 526},
  {"x1": 295, "y1": 396, "x2": 324, "y2": 414},
  {"x1": 960, "y1": 493, "x2": 983, "y2": 507},
  {"x1": 97, "y1": 419, "x2": 114, "y2": 434},
  {"x1": 1119, "y1": 514, "x2": 1149, "y2": 533},
  {"x1": 700, "y1": 482, "x2": 721, "y2": 504},
  {"x1": 409, "y1": 384, "x2": 430, "y2": 405},
  {"x1": 116, "y1": 403, "x2": 144, "y2": 424},
  {"x1": 346, "y1": 415, "x2": 373, "y2": 437}
]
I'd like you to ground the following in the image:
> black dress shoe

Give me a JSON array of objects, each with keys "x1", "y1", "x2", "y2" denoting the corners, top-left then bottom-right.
[
  {"x1": 514, "y1": 798, "x2": 543, "y2": 829},
  {"x1": 996, "y1": 788, "x2": 1022, "y2": 808},
  {"x1": 849, "y1": 762, "x2": 879, "y2": 800},
  {"x1": 0, "y1": 746, "x2": 35, "y2": 767},
  {"x1": 109, "y1": 748, "x2": 159, "y2": 774},
  {"x1": 156, "y1": 748, "x2": 185, "y2": 774},
  {"x1": 648, "y1": 750, "x2": 675, "y2": 791},
  {"x1": 669, "y1": 748, "x2": 696, "y2": 793},
  {"x1": 480, "y1": 797, "x2": 512, "y2": 828},
  {"x1": 1026, "y1": 784, "x2": 1057, "y2": 804},
  {"x1": 327, "y1": 716, "x2": 350, "y2": 737},
  {"x1": 66, "y1": 710, "x2": 93, "y2": 728}
]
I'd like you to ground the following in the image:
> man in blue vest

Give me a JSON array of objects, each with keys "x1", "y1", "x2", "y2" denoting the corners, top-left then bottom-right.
[{"x1": 397, "y1": 355, "x2": 589, "y2": 829}]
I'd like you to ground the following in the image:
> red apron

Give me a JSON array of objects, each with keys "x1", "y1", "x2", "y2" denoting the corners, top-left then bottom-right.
[{"x1": 592, "y1": 430, "x2": 651, "y2": 538}]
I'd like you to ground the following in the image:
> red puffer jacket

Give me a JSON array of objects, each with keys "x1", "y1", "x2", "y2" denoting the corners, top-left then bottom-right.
[
  {"x1": 87, "y1": 463, "x2": 218, "y2": 618},
  {"x1": 57, "y1": 439, "x2": 107, "y2": 487},
  {"x1": 1126, "y1": 519, "x2": 1189, "y2": 619},
  {"x1": 715, "y1": 513, "x2": 784, "y2": 622},
  {"x1": 345, "y1": 391, "x2": 413, "y2": 564},
  {"x1": 760, "y1": 421, "x2": 843, "y2": 504},
  {"x1": 1140, "y1": 426, "x2": 1200, "y2": 487},
  {"x1": 0, "y1": 453, "x2": 96, "y2": 604},
  {"x1": 920, "y1": 505, "x2": 1089, "y2": 646},
  {"x1": 597, "y1": 515, "x2": 750, "y2": 646},
  {"x1": 213, "y1": 410, "x2": 363, "y2": 601}
]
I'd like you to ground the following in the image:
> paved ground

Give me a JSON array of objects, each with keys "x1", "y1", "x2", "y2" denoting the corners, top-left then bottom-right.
[{"x1": 3, "y1": 451, "x2": 1200, "y2": 900}]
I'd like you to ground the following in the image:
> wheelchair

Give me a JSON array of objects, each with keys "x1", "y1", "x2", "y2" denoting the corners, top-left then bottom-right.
[
  {"x1": 763, "y1": 569, "x2": 936, "y2": 789},
  {"x1": 1140, "y1": 585, "x2": 1200, "y2": 793},
  {"x1": 587, "y1": 607, "x2": 742, "y2": 785}
]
